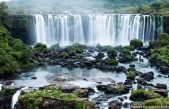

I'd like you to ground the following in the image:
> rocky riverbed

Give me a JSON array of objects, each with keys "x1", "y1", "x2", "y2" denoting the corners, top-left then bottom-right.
[{"x1": 0, "y1": 38, "x2": 169, "y2": 109}]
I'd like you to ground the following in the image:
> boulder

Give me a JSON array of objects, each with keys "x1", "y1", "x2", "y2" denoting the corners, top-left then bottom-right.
[
  {"x1": 153, "y1": 88, "x2": 168, "y2": 97},
  {"x1": 59, "y1": 85, "x2": 78, "y2": 93},
  {"x1": 129, "y1": 64, "x2": 135, "y2": 68},
  {"x1": 108, "y1": 100, "x2": 122, "y2": 109},
  {"x1": 96, "y1": 85, "x2": 109, "y2": 92},
  {"x1": 155, "y1": 83, "x2": 167, "y2": 89},
  {"x1": 160, "y1": 66, "x2": 169, "y2": 75},
  {"x1": 140, "y1": 72, "x2": 154, "y2": 81},
  {"x1": 115, "y1": 66, "x2": 126, "y2": 73},
  {"x1": 31, "y1": 77, "x2": 37, "y2": 80}
]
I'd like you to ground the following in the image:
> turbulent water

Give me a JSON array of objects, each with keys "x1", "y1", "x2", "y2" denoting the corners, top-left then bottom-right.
[
  {"x1": 32, "y1": 14, "x2": 163, "y2": 47},
  {"x1": 11, "y1": 87, "x2": 28, "y2": 109}
]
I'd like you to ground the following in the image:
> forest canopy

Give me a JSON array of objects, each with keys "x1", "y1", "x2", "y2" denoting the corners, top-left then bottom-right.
[{"x1": 3, "y1": 0, "x2": 169, "y2": 15}]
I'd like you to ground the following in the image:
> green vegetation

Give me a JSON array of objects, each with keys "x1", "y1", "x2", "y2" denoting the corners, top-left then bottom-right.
[
  {"x1": 0, "y1": 26, "x2": 34, "y2": 76},
  {"x1": 106, "y1": 58, "x2": 118, "y2": 66},
  {"x1": 151, "y1": 47, "x2": 169, "y2": 64},
  {"x1": 109, "y1": 0, "x2": 169, "y2": 15},
  {"x1": 127, "y1": 71, "x2": 136, "y2": 80},
  {"x1": 130, "y1": 39, "x2": 143, "y2": 49},
  {"x1": 132, "y1": 98, "x2": 169, "y2": 109},
  {"x1": 0, "y1": 2, "x2": 8, "y2": 24},
  {"x1": 120, "y1": 46, "x2": 133, "y2": 63},
  {"x1": 150, "y1": 33, "x2": 169, "y2": 65},
  {"x1": 130, "y1": 89, "x2": 162, "y2": 101},
  {"x1": 107, "y1": 48, "x2": 117, "y2": 58},
  {"x1": 19, "y1": 88, "x2": 92, "y2": 109},
  {"x1": 96, "y1": 52, "x2": 104, "y2": 60},
  {"x1": 106, "y1": 85, "x2": 128, "y2": 94},
  {"x1": 33, "y1": 43, "x2": 48, "y2": 53}
]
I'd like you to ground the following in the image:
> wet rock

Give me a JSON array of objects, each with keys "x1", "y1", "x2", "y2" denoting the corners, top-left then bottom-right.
[
  {"x1": 123, "y1": 102, "x2": 129, "y2": 108},
  {"x1": 31, "y1": 77, "x2": 37, "y2": 80},
  {"x1": 137, "y1": 78, "x2": 147, "y2": 85},
  {"x1": 96, "y1": 85, "x2": 108, "y2": 92},
  {"x1": 54, "y1": 76, "x2": 67, "y2": 82},
  {"x1": 160, "y1": 66, "x2": 169, "y2": 75},
  {"x1": 129, "y1": 64, "x2": 135, "y2": 68},
  {"x1": 153, "y1": 88, "x2": 168, "y2": 97},
  {"x1": 140, "y1": 71, "x2": 154, "y2": 81},
  {"x1": 59, "y1": 84, "x2": 78, "y2": 93},
  {"x1": 127, "y1": 68, "x2": 136, "y2": 72},
  {"x1": 124, "y1": 79, "x2": 132, "y2": 86},
  {"x1": 105, "y1": 84, "x2": 129, "y2": 94},
  {"x1": 123, "y1": 96, "x2": 127, "y2": 100},
  {"x1": 146, "y1": 83, "x2": 154, "y2": 87},
  {"x1": 115, "y1": 66, "x2": 126, "y2": 73},
  {"x1": 118, "y1": 97, "x2": 124, "y2": 102},
  {"x1": 137, "y1": 84, "x2": 143, "y2": 89},
  {"x1": 76, "y1": 88, "x2": 90, "y2": 98},
  {"x1": 0, "y1": 85, "x2": 21, "y2": 109},
  {"x1": 108, "y1": 100, "x2": 122, "y2": 109},
  {"x1": 157, "y1": 75, "x2": 162, "y2": 77},
  {"x1": 88, "y1": 87, "x2": 95, "y2": 94},
  {"x1": 155, "y1": 83, "x2": 167, "y2": 89}
]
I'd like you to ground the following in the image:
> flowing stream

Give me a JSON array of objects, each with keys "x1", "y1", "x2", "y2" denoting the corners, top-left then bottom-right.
[{"x1": 3, "y1": 51, "x2": 169, "y2": 109}]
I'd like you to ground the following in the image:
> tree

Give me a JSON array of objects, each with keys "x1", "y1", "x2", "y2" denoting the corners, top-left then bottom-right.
[{"x1": 0, "y1": 2, "x2": 8, "y2": 24}]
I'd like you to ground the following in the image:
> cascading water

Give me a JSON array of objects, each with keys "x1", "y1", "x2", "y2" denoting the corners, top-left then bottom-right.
[
  {"x1": 32, "y1": 14, "x2": 163, "y2": 47},
  {"x1": 11, "y1": 87, "x2": 28, "y2": 109},
  {"x1": 0, "y1": 84, "x2": 2, "y2": 91}
]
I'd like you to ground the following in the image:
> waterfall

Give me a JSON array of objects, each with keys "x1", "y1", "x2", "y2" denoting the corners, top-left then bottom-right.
[
  {"x1": 32, "y1": 14, "x2": 163, "y2": 47},
  {"x1": 0, "y1": 84, "x2": 2, "y2": 91},
  {"x1": 11, "y1": 87, "x2": 28, "y2": 109}
]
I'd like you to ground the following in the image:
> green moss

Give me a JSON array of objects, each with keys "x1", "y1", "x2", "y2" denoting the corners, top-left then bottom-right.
[
  {"x1": 107, "y1": 85, "x2": 127, "y2": 94},
  {"x1": 130, "y1": 39, "x2": 143, "y2": 49},
  {"x1": 106, "y1": 58, "x2": 118, "y2": 66},
  {"x1": 150, "y1": 47, "x2": 169, "y2": 64},
  {"x1": 130, "y1": 89, "x2": 162, "y2": 101},
  {"x1": 127, "y1": 71, "x2": 136, "y2": 80},
  {"x1": 107, "y1": 48, "x2": 117, "y2": 58},
  {"x1": 19, "y1": 88, "x2": 92, "y2": 109},
  {"x1": 96, "y1": 52, "x2": 104, "y2": 60},
  {"x1": 132, "y1": 98, "x2": 169, "y2": 109},
  {"x1": 33, "y1": 43, "x2": 48, "y2": 52}
]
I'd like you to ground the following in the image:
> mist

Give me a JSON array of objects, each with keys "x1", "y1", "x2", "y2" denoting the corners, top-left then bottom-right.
[
  {"x1": 7, "y1": 0, "x2": 113, "y2": 14},
  {"x1": 6, "y1": 0, "x2": 157, "y2": 14}
]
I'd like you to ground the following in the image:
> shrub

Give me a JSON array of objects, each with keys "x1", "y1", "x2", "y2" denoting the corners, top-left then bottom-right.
[
  {"x1": 130, "y1": 89, "x2": 161, "y2": 101},
  {"x1": 127, "y1": 71, "x2": 136, "y2": 80},
  {"x1": 107, "y1": 48, "x2": 117, "y2": 58},
  {"x1": 34, "y1": 43, "x2": 48, "y2": 52},
  {"x1": 19, "y1": 88, "x2": 92, "y2": 109},
  {"x1": 0, "y1": 27, "x2": 34, "y2": 76},
  {"x1": 130, "y1": 39, "x2": 143, "y2": 48},
  {"x1": 107, "y1": 58, "x2": 118, "y2": 66},
  {"x1": 96, "y1": 52, "x2": 104, "y2": 60}
]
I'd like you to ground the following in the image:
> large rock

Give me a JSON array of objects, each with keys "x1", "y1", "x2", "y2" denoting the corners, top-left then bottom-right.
[
  {"x1": 153, "y1": 88, "x2": 168, "y2": 97},
  {"x1": 108, "y1": 100, "x2": 122, "y2": 109},
  {"x1": 115, "y1": 66, "x2": 126, "y2": 73},
  {"x1": 96, "y1": 85, "x2": 109, "y2": 92},
  {"x1": 75, "y1": 88, "x2": 95, "y2": 98},
  {"x1": 155, "y1": 83, "x2": 167, "y2": 89},
  {"x1": 140, "y1": 72, "x2": 154, "y2": 81},
  {"x1": 59, "y1": 84, "x2": 79, "y2": 93},
  {"x1": 160, "y1": 66, "x2": 169, "y2": 75}
]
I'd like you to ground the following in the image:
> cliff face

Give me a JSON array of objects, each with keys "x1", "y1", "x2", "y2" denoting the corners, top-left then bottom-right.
[
  {"x1": 163, "y1": 16, "x2": 169, "y2": 34},
  {"x1": 4, "y1": 15, "x2": 36, "y2": 45}
]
